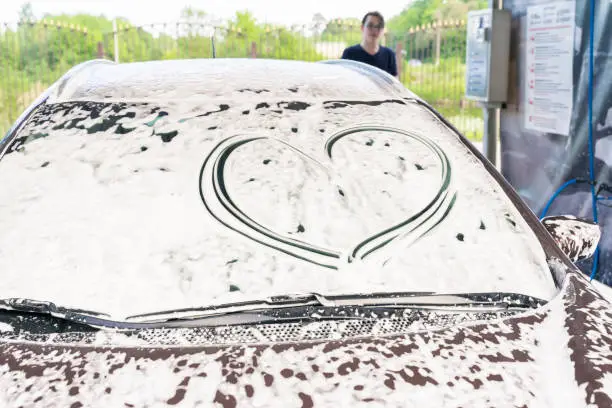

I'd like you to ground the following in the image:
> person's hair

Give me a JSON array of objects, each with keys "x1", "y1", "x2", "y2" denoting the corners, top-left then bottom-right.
[{"x1": 361, "y1": 11, "x2": 385, "y2": 27}]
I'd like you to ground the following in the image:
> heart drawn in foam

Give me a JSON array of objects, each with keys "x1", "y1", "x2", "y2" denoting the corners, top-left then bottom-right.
[{"x1": 199, "y1": 125, "x2": 456, "y2": 270}]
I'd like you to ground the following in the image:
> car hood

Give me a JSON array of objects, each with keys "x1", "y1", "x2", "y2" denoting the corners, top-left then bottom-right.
[{"x1": 0, "y1": 272, "x2": 610, "y2": 407}]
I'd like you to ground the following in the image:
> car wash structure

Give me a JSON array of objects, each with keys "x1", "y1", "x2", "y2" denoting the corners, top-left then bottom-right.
[{"x1": 466, "y1": 0, "x2": 612, "y2": 287}]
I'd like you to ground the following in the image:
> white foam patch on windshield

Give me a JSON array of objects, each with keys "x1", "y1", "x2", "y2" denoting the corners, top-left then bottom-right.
[
  {"x1": 0, "y1": 323, "x2": 13, "y2": 333},
  {"x1": 0, "y1": 97, "x2": 555, "y2": 318}
]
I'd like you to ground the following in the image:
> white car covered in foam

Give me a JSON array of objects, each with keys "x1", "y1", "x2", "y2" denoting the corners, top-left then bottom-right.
[{"x1": 0, "y1": 58, "x2": 610, "y2": 407}]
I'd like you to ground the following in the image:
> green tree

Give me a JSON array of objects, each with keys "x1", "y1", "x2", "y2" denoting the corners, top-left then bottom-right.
[
  {"x1": 218, "y1": 11, "x2": 323, "y2": 61},
  {"x1": 320, "y1": 18, "x2": 361, "y2": 44},
  {"x1": 18, "y1": 2, "x2": 35, "y2": 22},
  {"x1": 311, "y1": 13, "x2": 327, "y2": 37},
  {"x1": 386, "y1": 0, "x2": 488, "y2": 63},
  {"x1": 388, "y1": 0, "x2": 488, "y2": 32}
]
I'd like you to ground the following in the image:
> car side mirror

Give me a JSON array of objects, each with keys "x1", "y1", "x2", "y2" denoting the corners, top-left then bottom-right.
[{"x1": 541, "y1": 215, "x2": 601, "y2": 262}]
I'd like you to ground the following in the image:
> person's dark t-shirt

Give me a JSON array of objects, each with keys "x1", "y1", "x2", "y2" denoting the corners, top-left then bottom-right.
[{"x1": 341, "y1": 45, "x2": 397, "y2": 77}]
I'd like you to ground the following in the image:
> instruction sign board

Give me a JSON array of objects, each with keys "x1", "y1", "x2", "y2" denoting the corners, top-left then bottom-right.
[{"x1": 525, "y1": 1, "x2": 575, "y2": 135}]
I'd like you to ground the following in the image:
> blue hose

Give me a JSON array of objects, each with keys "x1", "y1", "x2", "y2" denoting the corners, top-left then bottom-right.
[
  {"x1": 540, "y1": 0, "x2": 599, "y2": 281},
  {"x1": 588, "y1": 0, "x2": 597, "y2": 223},
  {"x1": 539, "y1": 178, "x2": 580, "y2": 219},
  {"x1": 587, "y1": 0, "x2": 598, "y2": 281}
]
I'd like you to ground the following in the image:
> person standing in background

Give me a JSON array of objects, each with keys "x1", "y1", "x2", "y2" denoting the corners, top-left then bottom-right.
[{"x1": 341, "y1": 11, "x2": 398, "y2": 78}]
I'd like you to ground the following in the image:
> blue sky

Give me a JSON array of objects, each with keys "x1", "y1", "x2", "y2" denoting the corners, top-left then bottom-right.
[{"x1": 3, "y1": 0, "x2": 413, "y2": 26}]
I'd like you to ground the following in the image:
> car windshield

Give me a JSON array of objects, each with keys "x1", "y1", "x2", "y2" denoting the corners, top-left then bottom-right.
[{"x1": 0, "y1": 59, "x2": 556, "y2": 319}]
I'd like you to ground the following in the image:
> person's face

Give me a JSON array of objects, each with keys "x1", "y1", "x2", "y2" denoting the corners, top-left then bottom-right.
[{"x1": 361, "y1": 15, "x2": 384, "y2": 44}]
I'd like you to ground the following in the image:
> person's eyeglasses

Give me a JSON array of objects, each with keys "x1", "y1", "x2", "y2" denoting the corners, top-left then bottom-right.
[{"x1": 365, "y1": 23, "x2": 383, "y2": 30}]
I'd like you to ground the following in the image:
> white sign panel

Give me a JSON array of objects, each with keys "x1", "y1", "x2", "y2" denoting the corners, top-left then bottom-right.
[{"x1": 525, "y1": 1, "x2": 575, "y2": 135}]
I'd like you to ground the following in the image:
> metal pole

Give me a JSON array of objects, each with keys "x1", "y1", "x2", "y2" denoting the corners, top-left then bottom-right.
[
  {"x1": 482, "y1": 0, "x2": 504, "y2": 167},
  {"x1": 483, "y1": 106, "x2": 500, "y2": 166},
  {"x1": 97, "y1": 41, "x2": 104, "y2": 59},
  {"x1": 435, "y1": 24, "x2": 441, "y2": 66},
  {"x1": 113, "y1": 19, "x2": 119, "y2": 63},
  {"x1": 395, "y1": 42, "x2": 403, "y2": 78}
]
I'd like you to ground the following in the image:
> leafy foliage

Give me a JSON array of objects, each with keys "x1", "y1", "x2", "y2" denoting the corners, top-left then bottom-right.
[
  {"x1": 319, "y1": 18, "x2": 362, "y2": 45},
  {"x1": 389, "y1": 0, "x2": 488, "y2": 32}
]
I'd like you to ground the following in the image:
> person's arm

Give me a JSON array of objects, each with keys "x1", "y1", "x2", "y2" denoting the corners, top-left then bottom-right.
[
  {"x1": 341, "y1": 48, "x2": 349, "y2": 59},
  {"x1": 390, "y1": 50, "x2": 399, "y2": 78}
]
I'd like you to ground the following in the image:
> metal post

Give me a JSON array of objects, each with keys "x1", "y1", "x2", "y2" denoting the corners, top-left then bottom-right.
[
  {"x1": 113, "y1": 19, "x2": 119, "y2": 63},
  {"x1": 483, "y1": 106, "x2": 500, "y2": 166},
  {"x1": 482, "y1": 0, "x2": 504, "y2": 167},
  {"x1": 395, "y1": 43, "x2": 403, "y2": 78},
  {"x1": 97, "y1": 41, "x2": 104, "y2": 59},
  {"x1": 482, "y1": 107, "x2": 500, "y2": 167},
  {"x1": 435, "y1": 24, "x2": 441, "y2": 66}
]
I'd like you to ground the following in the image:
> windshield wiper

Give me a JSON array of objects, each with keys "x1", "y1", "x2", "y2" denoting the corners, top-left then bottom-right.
[
  {"x1": 0, "y1": 295, "x2": 365, "y2": 331},
  {"x1": 0, "y1": 298, "x2": 117, "y2": 331},
  {"x1": 124, "y1": 291, "x2": 546, "y2": 324},
  {"x1": 0, "y1": 292, "x2": 545, "y2": 331},
  {"x1": 0, "y1": 298, "x2": 109, "y2": 317}
]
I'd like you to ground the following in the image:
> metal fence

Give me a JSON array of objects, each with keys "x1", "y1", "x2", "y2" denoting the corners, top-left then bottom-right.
[{"x1": 1, "y1": 19, "x2": 481, "y2": 139}]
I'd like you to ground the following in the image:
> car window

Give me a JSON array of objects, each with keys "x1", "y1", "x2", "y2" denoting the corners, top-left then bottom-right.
[{"x1": 0, "y1": 94, "x2": 556, "y2": 319}]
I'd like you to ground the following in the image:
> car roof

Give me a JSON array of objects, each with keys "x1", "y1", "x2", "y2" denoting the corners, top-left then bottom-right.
[{"x1": 49, "y1": 58, "x2": 416, "y2": 104}]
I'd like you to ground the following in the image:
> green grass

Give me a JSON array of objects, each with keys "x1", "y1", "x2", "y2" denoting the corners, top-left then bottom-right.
[
  {"x1": 436, "y1": 106, "x2": 484, "y2": 141},
  {"x1": 399, "y1": 58, "x2": 483, "y2": 141},
  {"x1": 401, "y1": 58, "x2": 467, "y2": 102}
]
